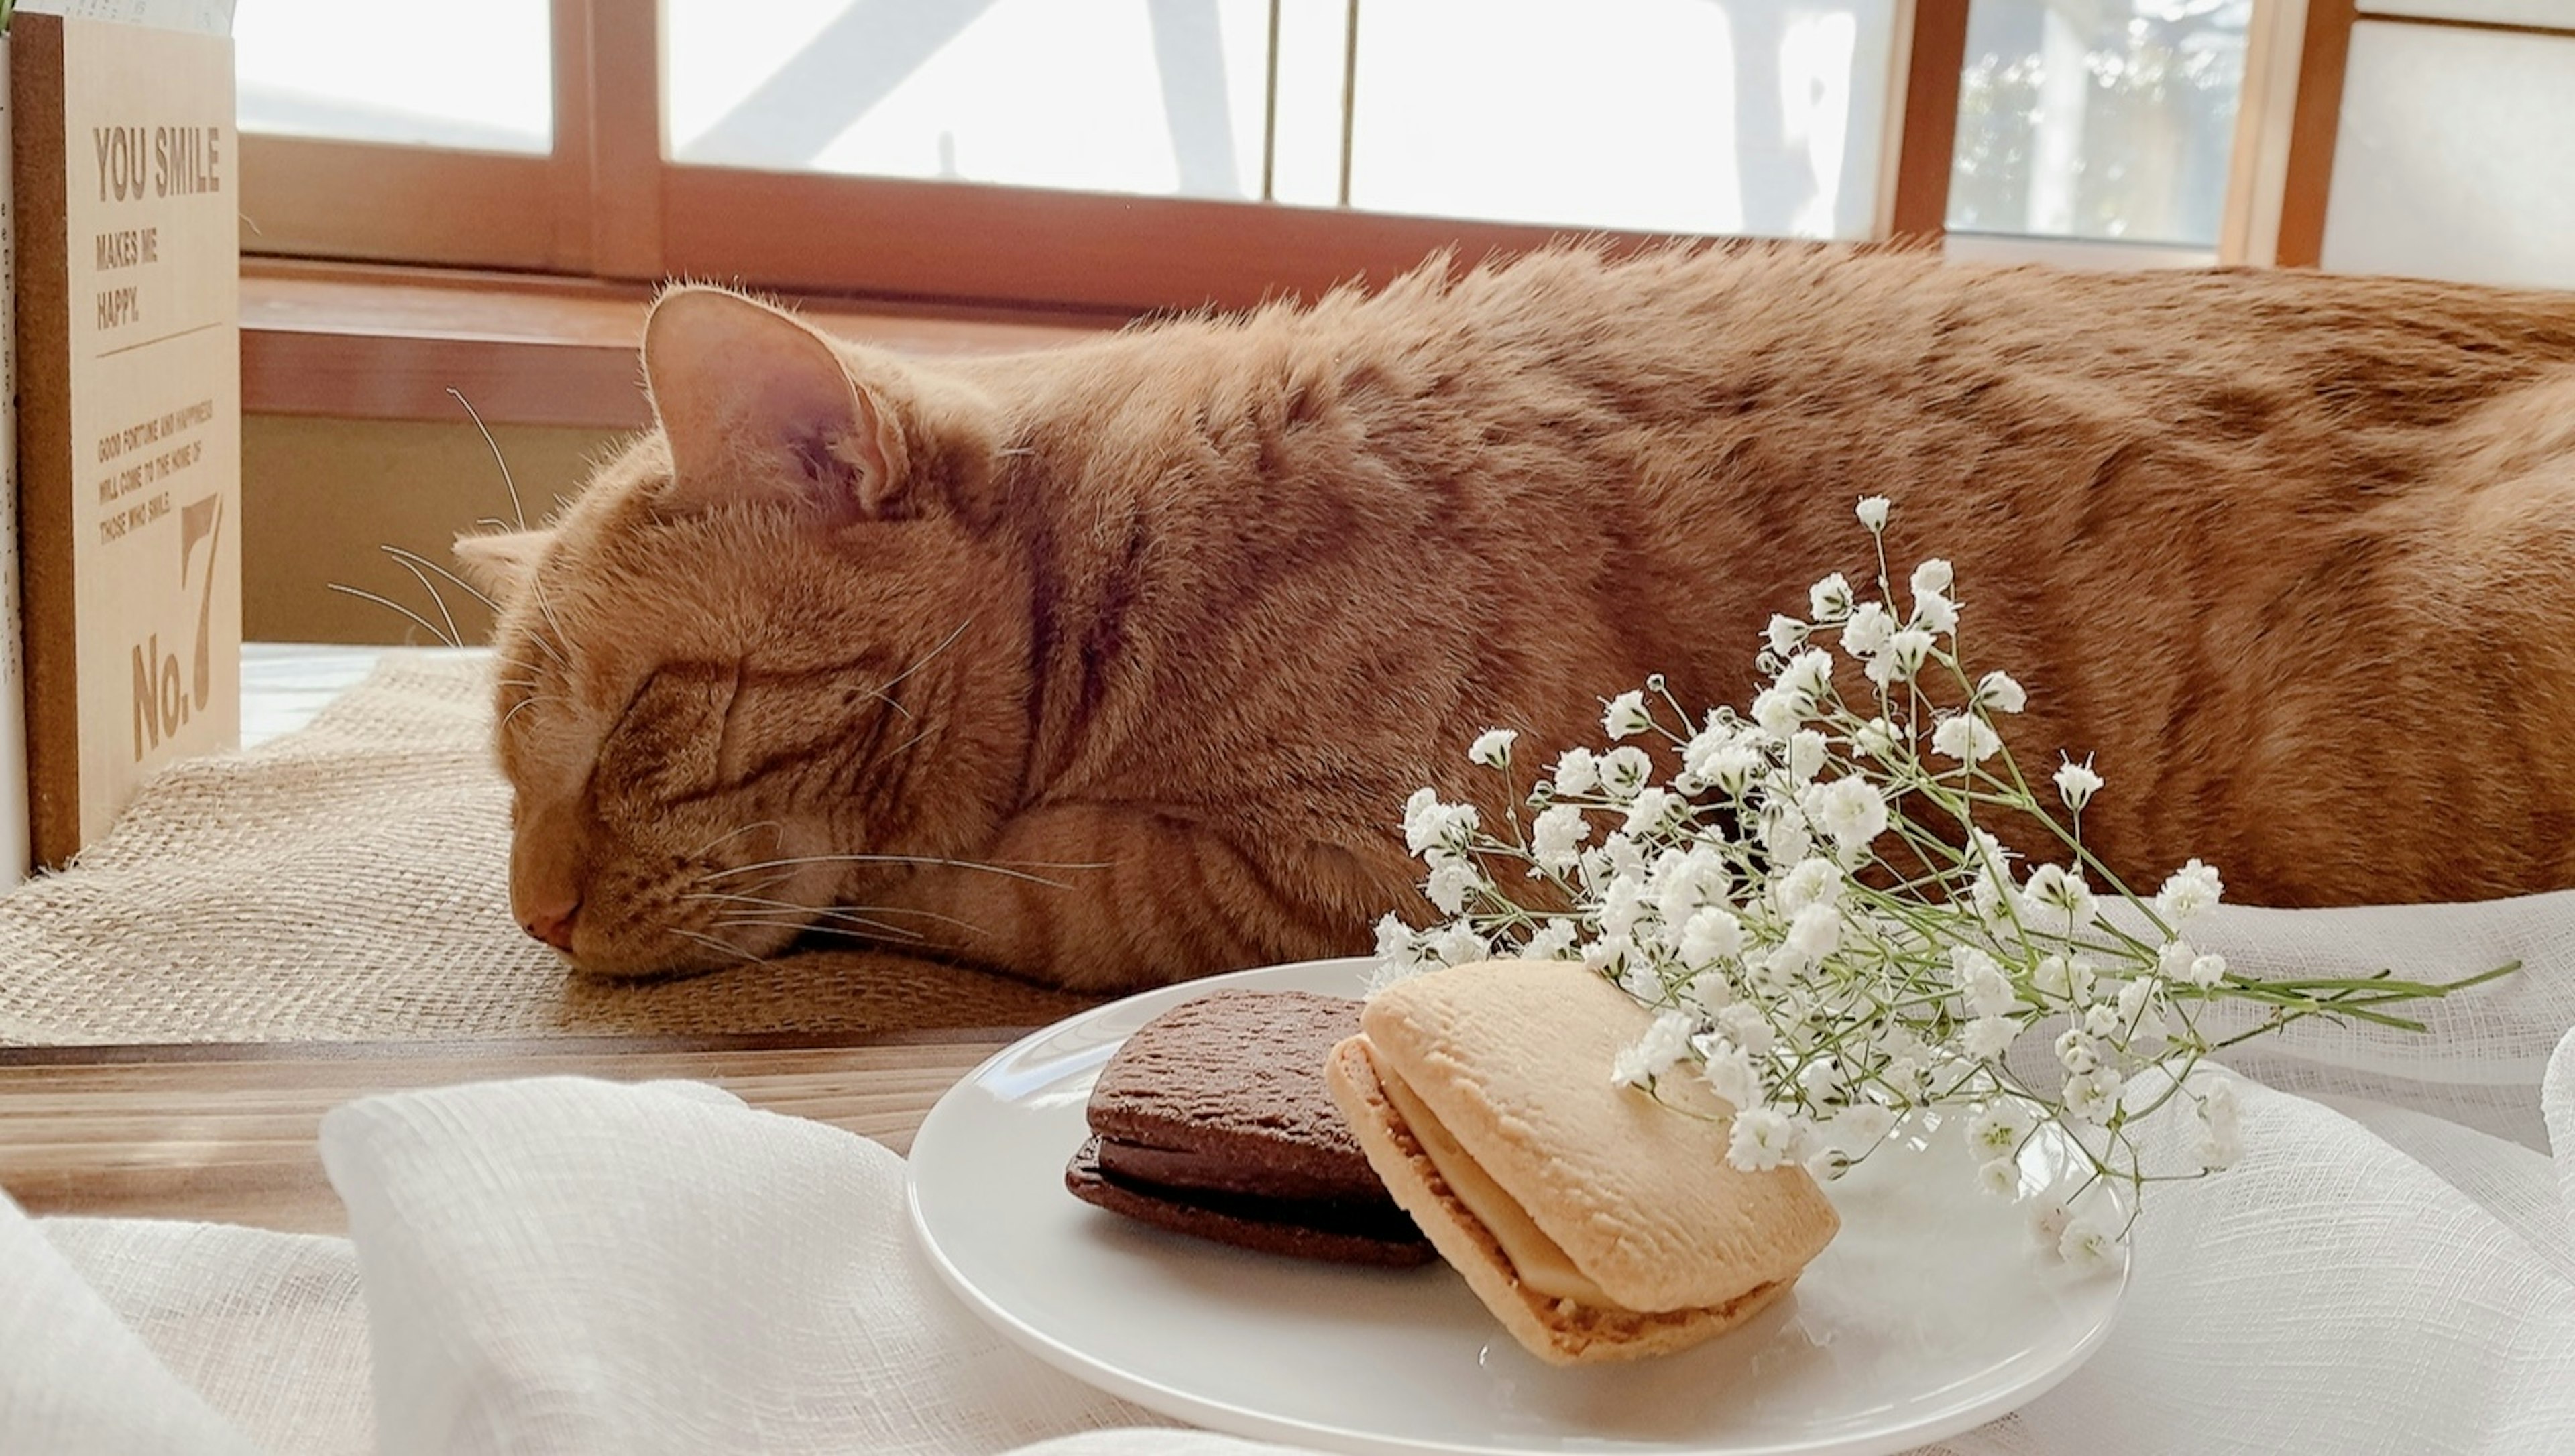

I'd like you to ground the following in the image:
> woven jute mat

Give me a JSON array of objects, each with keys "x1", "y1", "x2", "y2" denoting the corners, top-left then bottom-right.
[{"x1": 0, "y1": 653, "x2": 1103, "y2": 1044}]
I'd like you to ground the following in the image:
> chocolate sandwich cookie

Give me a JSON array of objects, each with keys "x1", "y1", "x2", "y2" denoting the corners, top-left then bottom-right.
[{"x1": 1065, "y1": 989, "x2": 1436, "y2": 1266}]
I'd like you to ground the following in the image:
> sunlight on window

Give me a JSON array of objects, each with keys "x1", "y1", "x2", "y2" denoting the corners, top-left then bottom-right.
[
  {"x1": 665, "y1": 0, "x2": 1895, "y2": 239},
  {"x1": 1948, "y1": 0, "x2": 2250, "y2": 247},
  {"x1": 235, "y1": 0, "x2": 551, "y2": 154},
  {"x1": 668, "y1": 0, "x2": 1270, "y2": 199},
  {"x1": 1351, "y1": 0, "x2": 1890, "y2": 239}
]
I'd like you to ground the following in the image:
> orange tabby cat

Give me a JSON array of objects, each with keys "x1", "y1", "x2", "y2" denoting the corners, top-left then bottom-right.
[{"x1": 455, "y1": 244, "x2": 2575, "y2": 989}]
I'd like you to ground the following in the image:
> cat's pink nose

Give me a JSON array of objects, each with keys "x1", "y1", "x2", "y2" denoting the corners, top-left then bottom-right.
[{"x1": 522, "y1": 898, "x2": 581, "y2": 953}]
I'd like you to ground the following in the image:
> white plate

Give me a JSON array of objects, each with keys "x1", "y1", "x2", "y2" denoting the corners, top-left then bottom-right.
[{"x1": 907, "y1": 957, "x2": 2127, "y2": 1455}]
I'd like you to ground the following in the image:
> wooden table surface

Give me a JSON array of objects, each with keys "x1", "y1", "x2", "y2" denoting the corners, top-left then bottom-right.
[{"x1": 0, "y1": 1036, "x2": 1011, "y2": 1234}]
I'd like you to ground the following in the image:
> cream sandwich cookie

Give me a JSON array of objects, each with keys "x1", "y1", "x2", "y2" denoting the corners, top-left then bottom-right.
[{"x1": 1326, "y1": 959, "x2": 1841, "y2": 1364}]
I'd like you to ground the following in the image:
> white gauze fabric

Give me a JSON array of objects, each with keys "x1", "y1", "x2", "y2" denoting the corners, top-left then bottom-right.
[{"x1": 9, "y1": 893, "x2": 2575, "y2": 1454}]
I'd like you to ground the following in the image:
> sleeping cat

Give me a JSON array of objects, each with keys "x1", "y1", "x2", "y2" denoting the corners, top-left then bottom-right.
[{"x1": 454, "y1": 243, "x2": 2575, "y2": 989}]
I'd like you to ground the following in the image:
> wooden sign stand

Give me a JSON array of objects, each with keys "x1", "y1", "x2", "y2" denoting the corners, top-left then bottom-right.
[{"x1": 11, "y1": 8, "x2": 239, "y2": 867}]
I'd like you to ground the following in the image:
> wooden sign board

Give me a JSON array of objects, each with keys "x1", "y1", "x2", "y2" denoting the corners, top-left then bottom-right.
[{"x1": 12, "y1": 9, "x2": 239, "y2": 867}]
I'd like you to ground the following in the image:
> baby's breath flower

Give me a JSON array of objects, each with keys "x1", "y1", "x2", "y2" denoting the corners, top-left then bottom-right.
[
  {"x1": 1978, "y1": 1157, "x2": 2022, "y2": 1198},
  {"x1": 1679, "y1": 905, "x2": 1746, "y2": 967},
  {"x1": 2020, "y1": 864, "x2": 2101, "y2": 936},
  {"x1": 1622, "y1": 786, "x2": 1680, "y2": 835},
  {"x1": 1788, "y1": 729, "x2": 1829, "y2": 785},
  {"x1": 1597, "y1": 745, "x2": 1654, "y2": 800},
  {"x1": 1697, "y1": 1037, "x2": 1759, "y2": 1109},
  {"x1": 1682, "y1": 970, "x2": 1735, "y2": 1016},
  {"x1": 1874, "y1": 627, "x2": 1935, "y2": 686},
  {"x1": 1613, "y1": 1009, "x2": 1697, "y2": 1087},
  {"x1": 1931, "y1": 713, "x2": 2003, "y2": 764},
  {"x1": 1373, "y1": 912, "x2": 1424, "y2": 968},
  {"x1": 2058, "y1": 1217, "x2": 2116, "y2": 1273},
  {"x1": 1812, "y1": 776, "x2": 1889, "y2": 851},
  {"x1": 1963, "y1": 1014, "x2": 2018, "y2": 1059},
  {"x1": 1727, "y1": 1107, "x2": 1798, "y2": 1171},
  {"x1": 1651, "y1": 846, "x2": 1725, "y2": 923},
  {"x1": 1430, "y1": 923, "x2": 1490, "y2": 967},
  {"x1": 1808, "y1": 573, "x2": 1855, "y2": 622},
  {"x1": 2054, "y1": 755, "x2": 2104, "y2": 812},
  {"x1": 2062, "y1": 1068, "x2": 2122, "y2": 1123},
  {"x1": 1598, "y1": 875, "x2": 1648, "y2": 941},
  {"x1": 1401, "y1": 788, "x2": 1478, "y2": 856},
  {"x1": 1853, "y1": 717, "x2": 1899, "y2": 760},
  {"x1": 1529, "y1": 803, "x2": 1589, "y2": 873},
  {"x1": 1842, "y1": 601, "x2": 1896, "y2": 659},
  {"x1": 1717, "y1": 1001, "x2": 1777, "y2": 1056},
  {"x1": 1617, "y1": 961, "x2": 1660, "y2": 1003},
  {"x1": 1401, "y1": 502, "x2": 2505, "y2": 1266},
  {"x1": 1974, "y1": 670, "x2": 2026, "y2": 714},
  {"x1": 1425, "y1": 859, "x2": 1479, "y2": 915},
  {"x1": 1777, "y1": 857, "x2": 1845, "y2": 914},
  {"x1": 1751, "y1": 688, "x2": 1802, "y2": 739},
  {"x1": 1760, "y1": 806, "x2": 1813, "y2": 865},
  {"x1": 1969, "y1": 1101, "x2": 2035, "y2": 1156},
  {"x1": 1779, "y1": 649, "x2": 1835, "y2": 702},
  {"x1": 1784, "y1": 902, "x2": 1843, "y2": 962},
  {"x1": 1955, "y1": 948, "x2": 2015, "y2": 1018},
  {"x1": 1603, "y1": 691, "x2": 1654, "y2": 740},
  {"x1": 1580, "y1": 931, "x2": 1635, "y2": 974},
  {"x1": 2157, "y1": 858, "x2": 2224, "y2": 922},
  {"x1": 1522, "y1": 917, "x2": 1580, "y2": 961},
  {"x1": 2028, "y1": 1196, "x2": 2075, "y2": 1250},
  {"x1": 2055, "y1": 1028, "x2": 2101, "y2": 1075}
]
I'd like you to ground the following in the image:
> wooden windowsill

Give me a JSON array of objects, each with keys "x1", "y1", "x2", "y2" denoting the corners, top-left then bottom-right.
[{"x1": 242, "y1": 259, "x2": 1123, "y2": 432}]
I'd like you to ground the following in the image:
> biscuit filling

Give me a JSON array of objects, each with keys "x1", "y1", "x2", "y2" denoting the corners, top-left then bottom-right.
[{"x1": 1377, "y1": 1064, "x2": 1633, "y2": 1311}]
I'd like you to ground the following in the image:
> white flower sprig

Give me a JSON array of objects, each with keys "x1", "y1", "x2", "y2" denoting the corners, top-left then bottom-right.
[{"x1": 1375, "y1": 498, "x2": 2515, "y2": 1258}]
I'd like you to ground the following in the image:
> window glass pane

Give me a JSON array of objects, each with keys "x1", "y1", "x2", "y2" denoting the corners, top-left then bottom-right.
[
  {"x1": 666, "y1": 0, "x2": 1896, "y2": 237},
  {"x1": 1947, "y1": 0, "x2": 2249, "y2": 247},
  {"x1": 667, "y1": 0, "x2": 1273, "y2": 200},
  {"x1": 2321, "y1": 23, "x2": 2575, "y2": 290},
  {"x1": 1348, "y1": 0, "x2": 1896, "y2": 239},
  {"x1": 235, "y1": 0, "x2": 551, "y2": 154}
]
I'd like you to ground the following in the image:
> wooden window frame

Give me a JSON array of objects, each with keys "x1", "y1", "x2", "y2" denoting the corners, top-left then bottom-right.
[
  {"x1": 247, "y1": 1, "x2": 2552, "y2": 312},
  {"x1": 2272, "y1": 1, "x2": 2575, "y2": 267},
  {"x1": 245, "y1": 0, "x2": 1996, "y2": 315}
]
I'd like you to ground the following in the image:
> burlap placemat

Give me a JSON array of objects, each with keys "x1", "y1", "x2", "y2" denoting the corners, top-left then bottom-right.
[{"x1": 0, "y1": 652, "x2": 1103, "y2": 1044}]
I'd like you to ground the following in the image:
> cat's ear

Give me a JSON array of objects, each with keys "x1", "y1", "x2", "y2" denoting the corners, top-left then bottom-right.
[
  {"x1": 454, "y1": 528, "x2": 554, "y2": 603},
  {"x1": 642, "y1": 287, "x2": 908, "y2": 519}
]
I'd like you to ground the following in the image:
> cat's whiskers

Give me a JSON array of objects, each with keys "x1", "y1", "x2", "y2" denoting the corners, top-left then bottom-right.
[
  {"x1": 706, "y1": 852, "x2": 1087, "y2": 890},
  {"x1": 682, "y1": 889, "x2": 920, "y2": 939},
  {"x1": 524, "y1": 581, "x2": 573, "y2": 670},
  {"x1": 711, "y1": 916, "x2": 929, "y2": 948},
  {"x1": 497, "y1": 693, "x2": 552, "y2": 733},
  {"x1": 687, "y1": 818, "x2": 783, "y2": 863},
  {"x1": 666, "y1": 926, "x2": 764, "y2": 967},
  {"x1": 379, "y1": 550, "x2": 462, "y2": 646},
  {"x1": 326, "y1": 583, "x2": 462, "y2": 648},
  {"x1": 382, "y1": 543, "x2": 502, "y2": 613},
  {"x1": 449, "y1": 387, "x2": 530, "y2": 532},
  {"x1": 870, "y1": 617, "x2": 976, "y2": 705}
]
